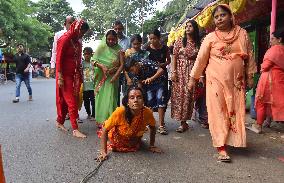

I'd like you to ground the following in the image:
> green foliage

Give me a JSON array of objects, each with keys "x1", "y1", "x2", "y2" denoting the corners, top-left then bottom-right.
[
  {"x1": 34, "y1": 0, "x2": 75, "y2": 33},
  {"x1": 81, "y1": 0, "x2": 158, "y2": 38},
  {"x1": 0, "y1": 0, "x2": 53, "y2": 58},
  {"x1": 176, "y1": 0, "x2": 199, "y2": 26},
  {"x1": 144, "y1": 0, "x2": 195, "y2": 34},
  {"x1": 0, "y1": 0, "x2": 20, "y2": 43},
  {"x1": 0, "y1": 0, "x2": 77, "y2": 59}
]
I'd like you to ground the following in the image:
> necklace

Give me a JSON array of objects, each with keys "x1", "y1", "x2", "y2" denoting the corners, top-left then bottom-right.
[
  {"x1": 70, "y1": 39, "x2": 79, "y2": 62},
  {"x1": 215, "y1": 27, "x2": 236, "y2": 42}
]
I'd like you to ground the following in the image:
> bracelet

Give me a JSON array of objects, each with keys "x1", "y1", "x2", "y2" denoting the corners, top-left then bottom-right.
[
  {"x1": 171, "y1": 70, "x2": 176, "y2": 73},
  {"x1": 93, "y1": 61, "x2": 98, "y2": 67},
  {"x1": 58, "y1": 72, "x2": 63, "y2": 80}
]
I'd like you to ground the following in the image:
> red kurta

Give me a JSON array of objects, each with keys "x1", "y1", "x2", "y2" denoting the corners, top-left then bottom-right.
[
  {"x1": 255, "y1": 45, "x2": 284, "y2": 124},
  {"x1": 56, "y1": 20, "x2": 83, "y2": 130}
]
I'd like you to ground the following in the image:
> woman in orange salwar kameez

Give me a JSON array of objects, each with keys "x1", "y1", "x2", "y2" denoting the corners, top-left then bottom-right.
[
  {"x1": 55, "y1": 20, "x2": 90, "y2": 138},
  {"x1": 96, "y1": 87, "x2": 162, "y2": 161},
  {"x1": 188, "y1": 4, "x2": 256, "y2": 162},
  {"x1": 251, "y1": 30, "x2": 284, "y2": 133}
]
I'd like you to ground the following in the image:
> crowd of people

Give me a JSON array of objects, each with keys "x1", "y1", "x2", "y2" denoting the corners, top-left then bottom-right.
[{"x1": 12, "y1": 4, "x2": 283, "y2": 163}]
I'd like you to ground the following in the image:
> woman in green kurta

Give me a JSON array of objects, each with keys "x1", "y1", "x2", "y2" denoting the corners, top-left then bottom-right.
[{"x1": 92, "y1": 29, "x2": 124, "y2": 125}]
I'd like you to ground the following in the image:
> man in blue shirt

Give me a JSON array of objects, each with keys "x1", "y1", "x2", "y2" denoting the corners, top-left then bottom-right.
[
  {"x1": 113, "y1": 20, "x2": 130, "y2": 106},
  {"x1": 113, "y1": 20, "x2": 130, "y2": 51}
]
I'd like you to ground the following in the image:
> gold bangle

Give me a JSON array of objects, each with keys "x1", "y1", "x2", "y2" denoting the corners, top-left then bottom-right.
[
  {"x1": 93, "y1": 61, "x2": 98, "y2": 67},
  {"x1": 58, "y1": 72, "x2": 63, "y2": 79}
]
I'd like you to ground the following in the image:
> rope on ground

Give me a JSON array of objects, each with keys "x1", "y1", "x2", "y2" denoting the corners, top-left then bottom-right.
[
  {"x1": 79, "y1": 160, "x2": 104, "y2": 183},
  {"x1": 80, "y1": 151, "x2": 112, "y2": 183}
]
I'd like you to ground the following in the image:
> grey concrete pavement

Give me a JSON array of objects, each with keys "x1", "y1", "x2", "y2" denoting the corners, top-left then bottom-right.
[{"x1": 0, "y1": 79, "x2": 283, "y2": 183}]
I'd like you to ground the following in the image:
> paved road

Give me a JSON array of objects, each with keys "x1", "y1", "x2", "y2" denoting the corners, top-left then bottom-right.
[{"x1": 0, "y1": 79, "x2": 283, "y2": 183}]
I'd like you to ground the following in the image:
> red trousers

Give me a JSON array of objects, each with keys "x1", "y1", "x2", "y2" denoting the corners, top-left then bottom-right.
[
  {"x1": 256, "y1": 102, "x2": 272, "y2": 126},
  {"x1": 56, "y1": 75, "x2": 79, "y2": 130},
  {"x1": 0, "y1": 145, "x2": 5, "y2": 183}
]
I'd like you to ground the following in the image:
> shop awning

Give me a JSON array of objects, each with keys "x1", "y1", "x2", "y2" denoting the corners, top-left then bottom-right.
[
  {"x1": 178, "y1": 0, "x2": 217, "y2": 25},
  {"x1": 167, "y1": 0, "x2": 284, "y2": 46},
  {"x1": 186, "y1": 0, "x2": 216, "y2": 19}
]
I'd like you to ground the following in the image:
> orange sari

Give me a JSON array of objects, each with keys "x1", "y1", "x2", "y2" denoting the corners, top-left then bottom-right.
[{"x1": 103, "y1": 106, "x2": 156, "y2": 152}]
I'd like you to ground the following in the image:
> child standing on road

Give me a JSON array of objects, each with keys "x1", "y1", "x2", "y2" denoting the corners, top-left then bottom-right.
[{"x1": 82, "y1": 47, "x2": 95, "y2": 120}]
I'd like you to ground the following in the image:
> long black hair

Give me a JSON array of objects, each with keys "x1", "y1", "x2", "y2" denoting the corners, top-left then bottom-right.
[
  {"x1": 182, "y1": 20, "x2": 201, "y2": 48},
  {"x1": 81, "y1": 21, "x2": 90, "y2": 32},
  {"x1": 149, "y1": 29, "x2": 161, "y2": 38},
  {"x1": 122, "y1": 86, "x2": 146, "y2": 124},
  {"x1": 131, "y1": 34, "x2": 143, "y2": 44}
]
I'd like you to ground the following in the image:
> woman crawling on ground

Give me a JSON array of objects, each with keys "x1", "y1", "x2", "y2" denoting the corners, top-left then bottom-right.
[{"x1": 96, "y1": 86, "x2": 162, "y2": 161}]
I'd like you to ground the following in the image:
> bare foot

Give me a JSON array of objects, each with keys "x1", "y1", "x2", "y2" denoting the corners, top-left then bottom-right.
[
  {"x1": 56, "y1": 122, "x2": 68, "y2": 132},
  {"x1": 251, "y1": 123, "x2": 262, "y2": 134},
  {"x1": 73, "y1": 130, "x2": 87, "y2": 138}
]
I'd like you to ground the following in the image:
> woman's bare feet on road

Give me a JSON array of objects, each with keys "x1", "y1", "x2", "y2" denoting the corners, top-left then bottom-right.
[
  {"x1": 73, "y1": 130, "x2": 87, "y2": 138},
  {"x1": 56, "y1": 122, "x2": 68, "y2": 132}
]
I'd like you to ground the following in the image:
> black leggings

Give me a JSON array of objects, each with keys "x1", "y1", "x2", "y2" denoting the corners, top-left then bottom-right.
[{"x1": 83, "y1": 90, "x2": 95, "y2": 117}]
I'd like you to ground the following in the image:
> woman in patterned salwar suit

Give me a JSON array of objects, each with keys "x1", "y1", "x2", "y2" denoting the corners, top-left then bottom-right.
[
  {"x1": 96, "y1": 87, "x2": 162, "y2": 161},
  {"x1": 188, "y1": 4, "x2": 256, "y2": 162},
  {"x1": 171, "y1": 20, "x2": 200, "y2": 133}
]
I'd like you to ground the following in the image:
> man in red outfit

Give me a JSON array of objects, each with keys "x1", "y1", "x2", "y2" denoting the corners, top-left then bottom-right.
[{"x1": 55, "y1": 19, "x2": 89, "y2": 138}]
